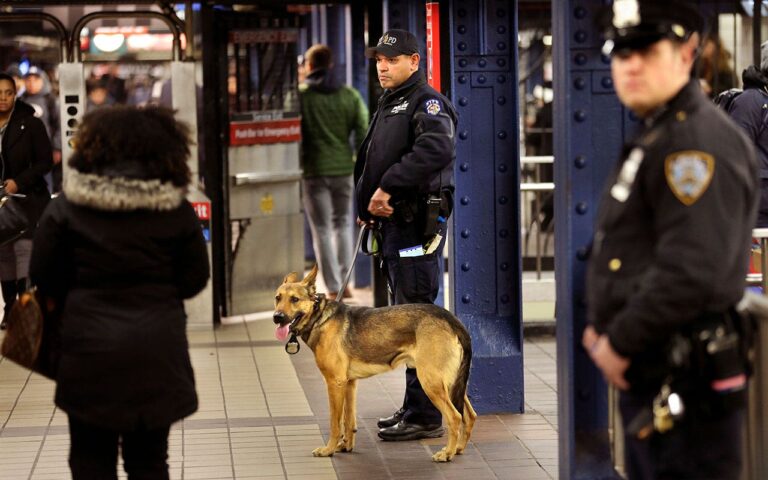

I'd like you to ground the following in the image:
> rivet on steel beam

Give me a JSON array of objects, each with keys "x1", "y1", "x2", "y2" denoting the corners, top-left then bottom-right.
[
  {"x1": 498, "y1": 163, "x2": 507, "y2": 172},
  {"x1": 497, "y1": 25, "x2": 507, "y2": 34},
  {"x1": 497, "y1": 96, "x2": 506, "y2": 105},
  {"x1": 497, "y1": 130, "x2": 508, "y2": 139},
  {"x1": 574, "y1": 110, "x2": 587, "y2": 122},
  {"x1": 497, "y1": 42, "x2": 507, "y2": 51},
  {"x1": 601, "y1": 77, "x2": 613, "y2": 89},
  {"x1": 499, "y1": 196, "x2": 508, "y2": 205},
  {"x1": 499, "y1": 229, "x2": 509, "y2": 238},
  {"x1": 576, "y1": 247, "x2": 589, "y2": 261},
  {"x1": 500, "y1": 262, "x2": 509, "y2": 271},
  {"x1": 497, "y1": 58, "x2": 507, "y2": 67},
  {"x1": 461, "y1": 294, "x2": 471, "y2": 304},
  {"x1": 601, "y1": 53, "x2": 611, "y2": 64},
  {"x1": 458, "y1": 25, "x2": 467, "y2": 34},
  {"x1": 497, "y1": 75, "x2": 506, "y2": 83},
  {"x1": 458, "y1": 8, "x2": 467, "y2": 18},
  {"x1": 574, "y1": 6, "x2": 587, "y2": 19},
  {"x1": 574, "y1": 30, "x2": 587, "y2": 43},
  {"x1": 459, "y1": 97, "x2": 469, "y2": 106},
  {"x1": 478, "y1": 58, "x2": 487, "y2": 67},
  {"x1": 575, "y1": 202, "x2": 588, "y2": 215},
  {"x1": 574, "y1": 155, "x2": 587, "y2": 169},
  {"x1": 460, "y1": 163, "x2": 469, "y2": 172},
  {"x1": 575, "y1": 53, "x2": 588, "y2": 65},
  {"x1": 459, "y1": 130, "x2": 469, "y2": 140},
  {"x1": 478, "y1": 75, "x2": 487, "y2": 84},
  {"x1": 459, "y1": 59, "x2": 468, "y2": 68},
  {"x1": 461, "y1": 262, "x2": 470, "y2": 272},
  {"x1": 458, "y1": 42, "x2": 467, "y2": 51},
  {"x1": 460, "y1": 229, "x2": 470, "y2": 239},
  {"x1": 460, "y1": 196, "x2": 470, "y2": 206},
  {"x1": 496, "y1": 8, "x2": 506, "y2": 18},
  {"x1": 458, "y1": 75, "x2": 468, "y2": 84},
  {"x1": 574, "y1": 77, "x2": 586, "y2": 90}
]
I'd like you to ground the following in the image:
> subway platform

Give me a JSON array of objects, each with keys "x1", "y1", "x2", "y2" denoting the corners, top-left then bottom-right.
[{"x1": 0, "y1": 279, "x2": 557, "y2": 480}]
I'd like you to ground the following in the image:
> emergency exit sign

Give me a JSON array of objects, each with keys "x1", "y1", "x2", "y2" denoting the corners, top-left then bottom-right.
[{"x1": 229, "y1": 118, "x2": 301, "y2": 146}]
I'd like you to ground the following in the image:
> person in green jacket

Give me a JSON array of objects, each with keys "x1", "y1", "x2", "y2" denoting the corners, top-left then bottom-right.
[{"x1": 300, "y1": 44, "x2": 369, "y2": 298}]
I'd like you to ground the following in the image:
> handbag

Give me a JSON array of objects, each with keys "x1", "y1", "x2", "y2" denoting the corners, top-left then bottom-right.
[
  {"x1": 0, "y1": 287, "x2": 59, "y2": 380},
  {"x1": 0, "y1": 195, "x2": 28, "y2": 246}
]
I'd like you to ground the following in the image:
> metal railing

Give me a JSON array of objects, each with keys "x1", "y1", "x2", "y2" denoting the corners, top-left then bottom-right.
[{"x1": 521, "y1": 155, "x2": 554, "y2": 279}]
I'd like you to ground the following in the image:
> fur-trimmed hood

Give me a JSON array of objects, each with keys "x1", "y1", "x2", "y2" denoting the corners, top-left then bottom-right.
[{"x1": 64, "y1": 169, "x2": 186, "y2": 212}]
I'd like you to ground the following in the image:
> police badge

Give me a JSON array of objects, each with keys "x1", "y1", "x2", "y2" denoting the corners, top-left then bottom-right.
[
  {"x1": 425, "y1": 99, "x2": 441, "y2": 115},
  {"x1": 664, "y1": 150, "x2": 715, "y2": 206}
]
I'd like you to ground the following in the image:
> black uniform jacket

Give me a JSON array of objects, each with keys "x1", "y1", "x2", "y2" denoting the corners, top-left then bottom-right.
[
  {"x1": 30, "y1": 170, "x2": 209, "y2": 431},
  {"x1": 587, "y1": 80, "x2": 758, "y2": 367},
  {"x1": 354, "y1": 71, "x2": 457, "y2": 221},
  {"x1": 1, "y1": 100, "x2": 53, "y2": 238}
]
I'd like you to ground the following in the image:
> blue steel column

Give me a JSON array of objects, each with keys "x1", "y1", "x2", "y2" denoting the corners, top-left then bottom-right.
[
  {"x1": 448, "y1": 0, "x2": 523, "y2": 414},
  {"x1": 553, "y1": 1, "x2": 624, "y2": 478}
]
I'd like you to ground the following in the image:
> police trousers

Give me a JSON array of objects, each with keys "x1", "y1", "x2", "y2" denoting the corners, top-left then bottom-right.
[
  {"x1": 381, "y1": 219, "x2": 443, "y2": 425},
  {"x1": 620, "y1": 390, "x2": 743, "y2": 480}
]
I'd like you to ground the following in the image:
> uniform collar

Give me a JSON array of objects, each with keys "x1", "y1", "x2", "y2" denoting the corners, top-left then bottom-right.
[
  {"x1": 643, "y1": 79, "x2": 702, "y2": 128},
  {"x1": 379, "y1": 71, "x2": 425, "y2": 106}
]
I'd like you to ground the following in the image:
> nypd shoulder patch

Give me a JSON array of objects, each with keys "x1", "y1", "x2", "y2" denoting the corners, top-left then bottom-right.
[
  {"x1": 424, "y1": 98, "x2": 441, "y2": 115},
  {"x1": 664, "y1": 150, "x2": 715, "y2": 206}
]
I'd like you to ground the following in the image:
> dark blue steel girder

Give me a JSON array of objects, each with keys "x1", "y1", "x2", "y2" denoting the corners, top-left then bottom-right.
[
  {"x1": 384, "y1": 0, "x2": 523, "y2": 414},
  {"x1": 554, "y1": 1, "x2": 624, "y2": 478}
]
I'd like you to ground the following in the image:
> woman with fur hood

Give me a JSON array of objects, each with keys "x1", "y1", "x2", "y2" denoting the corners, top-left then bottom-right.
[{"x1": 29, "y1": 106, "x2": 209, "y2": 479}]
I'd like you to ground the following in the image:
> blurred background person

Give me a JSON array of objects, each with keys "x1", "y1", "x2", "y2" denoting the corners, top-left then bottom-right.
[
  {"x1": 299, "y1": 44, "x2": 369, "y2": 298},
  {"x1": 21, "y1": 66, "x2": 62, "y2": 193},
  {"x1": 728, "y1": 40, "x2": 768, "y2": 227},
  {"x1": 86, "y1": 77, "x2": 115, "y2": 112},
  {"x1": 698, "y1": 33, "x2": 737, "y2": 97},
  {"x1": 0, "y1": 72, "x2": 52, "y2": 329},
  {"x1": 29, "y1": 106, "x2": 209, "y2": 479}
]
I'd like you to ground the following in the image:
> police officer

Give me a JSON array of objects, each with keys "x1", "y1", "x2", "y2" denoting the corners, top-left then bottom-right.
[
  {"x1": 584, "y1": 2, "x2": 758, "y2": 479},
  {"x1": 354, "y1": 29, "x2": 457, "y2": 441}
]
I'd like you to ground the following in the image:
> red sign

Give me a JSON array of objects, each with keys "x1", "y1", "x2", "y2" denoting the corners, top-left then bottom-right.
[
  {"x1": 229, "y1": 29, "x2": 298, "y2": 44},
  {"x1": 192, "y1": 202, "x2": 211, "y2": 220},
  {"x1": 229, "y1": 118, "x2": 302, "y2": 146},
  {"x1": 426, "y1": 3, "x2": 441, "y2": 91}
]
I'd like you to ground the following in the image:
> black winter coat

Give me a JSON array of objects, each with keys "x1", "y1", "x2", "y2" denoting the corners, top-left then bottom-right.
[
  {"x1": 1, "y1": 100, "x2": 53, "y2": 238},
  {"x1": 354, "y1": 72, "x2": 457, "y2": 221},
  {"x1": 729, "y1": 66, "x2": 768, "y2": 226},
  {"x1": 30, "y1": 170, "x2": 210, "y2": 431},
  {"x1": 586, "y1": 81, "x2": 758, "y2": 392}
]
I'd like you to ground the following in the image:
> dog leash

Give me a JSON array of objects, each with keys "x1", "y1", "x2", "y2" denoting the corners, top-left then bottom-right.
[{"x1": 334, "y1": 223, "x2": 370, "y2": 303}]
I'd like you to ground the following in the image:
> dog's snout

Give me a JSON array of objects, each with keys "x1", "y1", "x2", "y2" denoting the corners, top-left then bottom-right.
[{"x1": 273, "y1": 311, "x2": 286, "y2": 324}]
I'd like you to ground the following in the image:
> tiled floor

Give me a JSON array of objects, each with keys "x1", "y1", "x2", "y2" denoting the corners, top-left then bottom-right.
[{"x1": 0, "y1": 291, "x2": 558, "y2": 480}]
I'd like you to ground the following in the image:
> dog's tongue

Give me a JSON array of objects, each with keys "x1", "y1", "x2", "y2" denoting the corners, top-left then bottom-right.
[{"x1": 275, "y1": 324, "x2": 291, "y2": 342}]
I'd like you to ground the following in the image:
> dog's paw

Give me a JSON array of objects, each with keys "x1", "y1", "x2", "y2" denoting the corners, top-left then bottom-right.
[
  {"x1": 312, "y1": 446, "x2": 335, "y2": 457},
  {"x1": 338, "y1": 438, "x2": 355, "y2": 453},
  {"x1": 431, "y1": 448, "x2": 454, "y2": 462}
]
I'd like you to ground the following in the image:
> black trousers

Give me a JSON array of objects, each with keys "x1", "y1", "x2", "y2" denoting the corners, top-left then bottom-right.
[
  {"x1": 68, "y1": 415, "x2": 171, "y2": 480},
  {"x1": 382, "y1": 219, "x2": 443, "y2": 426},
  {"x1": 619, "y1": 391, "x2": 743, "y2": 480}
]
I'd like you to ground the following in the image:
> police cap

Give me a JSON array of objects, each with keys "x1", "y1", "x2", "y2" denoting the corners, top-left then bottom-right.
[
  {"x1": 599, "y1": 0, "x2": 704, "y2": 55},
  {"x1": 365, "y1": 29, "x2": 419, "y2": 58}
]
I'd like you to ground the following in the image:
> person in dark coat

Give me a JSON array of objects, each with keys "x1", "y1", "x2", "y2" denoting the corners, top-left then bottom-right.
[
  {"x1": 0, "y1": 72, "x2": 52, "y2": 329},
  {"x1": 29, "y1": 106, "x2": 209, "y2": 480},
  {"x1": 728, "y1": 40, "x2": 768, "y2": 227},
  {"x1": 586, "y1": 2, "x2": 758, "y2": 479},
  {"x1": 354, "y1": 29, "x2": 457, "y2": 441}
]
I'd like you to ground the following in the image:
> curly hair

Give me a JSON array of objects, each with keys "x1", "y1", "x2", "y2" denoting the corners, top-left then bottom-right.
[{"x1": 69, "y1": 106, "x2": 192, "y2": 187}]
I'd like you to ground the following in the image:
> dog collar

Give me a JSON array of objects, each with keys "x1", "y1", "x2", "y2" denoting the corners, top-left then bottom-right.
[{"x1": 285, "y1": 294, "x2": 327, "y2": 354}]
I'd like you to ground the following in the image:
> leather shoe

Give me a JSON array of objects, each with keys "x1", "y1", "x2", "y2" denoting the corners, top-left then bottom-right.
[
  {"x1": 378, "y1": 420, "x2": 444, "y2": 441},
  {"x1": 377, "y1": 407, "x2": 406, "y2": 429}
]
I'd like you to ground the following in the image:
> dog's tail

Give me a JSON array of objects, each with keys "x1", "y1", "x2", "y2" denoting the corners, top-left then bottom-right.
[{"x1": 450, "y1": 324, "x2": 473, "y2": 416}]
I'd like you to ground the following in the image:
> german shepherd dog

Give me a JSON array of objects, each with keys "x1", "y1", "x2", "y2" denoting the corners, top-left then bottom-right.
[{"x1": 273, "y1": 265, "x2": 476, "y2": 462}]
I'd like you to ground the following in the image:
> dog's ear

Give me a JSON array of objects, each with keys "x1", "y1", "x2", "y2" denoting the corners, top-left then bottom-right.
[
  {"x1": 302, "y1": 264, "x2": 319, "y2": 287},
  {"x1": 283, "y1": 272, "x2": 300, "y2": 284}
]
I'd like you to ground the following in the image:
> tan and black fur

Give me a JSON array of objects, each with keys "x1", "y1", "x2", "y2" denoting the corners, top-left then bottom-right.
[{"x1": 273, "y1": 265, "x2": 476, "y2": 462}]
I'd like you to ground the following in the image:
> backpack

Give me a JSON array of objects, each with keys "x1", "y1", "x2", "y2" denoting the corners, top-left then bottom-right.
[
  {"x1": 715, "y1": 87, "x2": 768, "y2": 138},
  {"x1": 714, "y1": 88, "x2": 743, "y2": 113}
]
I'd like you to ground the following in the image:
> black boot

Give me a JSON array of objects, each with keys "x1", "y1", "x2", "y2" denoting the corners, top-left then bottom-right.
[{"x1": 0, "y1": 279, "x2": 18, "y2": 330}]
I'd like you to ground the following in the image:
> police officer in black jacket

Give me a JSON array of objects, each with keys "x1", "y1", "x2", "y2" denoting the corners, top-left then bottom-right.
[
  {"x1": 354, "y1": 29, "x2": 457, "y2": 441},
  {"x1": 584, "y1": 2, "x2": 758, "y2": 479}
]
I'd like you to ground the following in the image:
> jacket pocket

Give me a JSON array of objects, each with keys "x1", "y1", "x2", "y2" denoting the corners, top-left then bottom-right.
[{"x1": 397, "y1": 253, "x2": 439, "y2": 303}]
